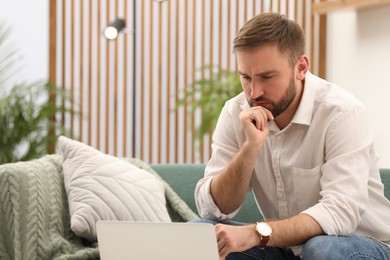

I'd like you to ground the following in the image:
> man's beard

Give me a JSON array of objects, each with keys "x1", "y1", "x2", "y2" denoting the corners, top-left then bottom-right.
[{"x1": 249, "y1": 74, "x2": 296, "y2": 118}]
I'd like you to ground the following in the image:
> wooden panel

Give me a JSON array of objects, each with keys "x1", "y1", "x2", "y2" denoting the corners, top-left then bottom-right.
[
  {"x1": 50, "y1": 0, "x2": 326, "y2": 164},
  {"x1": 48, "y1": 0, "x2": 57, "y2": 154},
  {"x1": 313, "y1": 0, "x2": 390, "y2": 14}
]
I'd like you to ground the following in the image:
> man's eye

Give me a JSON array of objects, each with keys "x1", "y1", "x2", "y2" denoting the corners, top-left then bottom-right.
[
  {"x1": 242, "y1": 76, "x2": 250, "y2": 81},
  {"x1": 262, "y1": 75, "x2": 272, "y2": 80}
]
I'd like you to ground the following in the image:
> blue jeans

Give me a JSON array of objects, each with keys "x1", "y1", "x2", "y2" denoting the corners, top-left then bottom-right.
[
  {"x1": 190, "y1": 219, "x2": 390, "y2": 259},
  {"x1": 302, "y1": 235, "x2": 390, "y2": 260}
]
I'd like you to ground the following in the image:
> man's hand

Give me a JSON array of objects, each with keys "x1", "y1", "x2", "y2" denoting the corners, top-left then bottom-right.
[
  {"x1": 215, "y1": 224, "x2": 259, "y2": 260},
  {"x1": 239, "y1": 106, "x2": 274, "y2": 147}
]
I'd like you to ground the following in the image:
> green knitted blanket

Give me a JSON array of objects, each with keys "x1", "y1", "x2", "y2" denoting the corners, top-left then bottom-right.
[
  {"x1": 0, "y1": 155, "x2": 99, "y2": 260},
  {"x1": 0, "y1": 155, "x2": 198, "y2": 260}
]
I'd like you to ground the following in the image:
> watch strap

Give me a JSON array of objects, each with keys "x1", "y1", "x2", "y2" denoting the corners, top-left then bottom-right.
[
  {"x1": 259, "y1": 234, "x2": 270, "y2": 248},
  {"x1": 255, "y1": 222, "x2": 271, "y2": 248}
]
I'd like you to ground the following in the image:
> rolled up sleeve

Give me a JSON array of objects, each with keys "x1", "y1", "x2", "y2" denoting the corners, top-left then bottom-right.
[{"x1": 195, "y1": 176, "x2": 240, "y2": 221}]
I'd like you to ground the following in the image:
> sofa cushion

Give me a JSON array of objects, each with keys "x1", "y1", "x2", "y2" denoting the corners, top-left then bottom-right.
[
  {"x1": 151, "y1": 164, "x2": 204, "y2": 213},
  {"x1": 59, "y1": 136, "x2": 171, "y2": 242},
  {"x1": 151, "y1": 164, "x2": 262, "y2": 223},
  {"x1": 380, "y1": 169, "x2": 390, "y2": 200}
]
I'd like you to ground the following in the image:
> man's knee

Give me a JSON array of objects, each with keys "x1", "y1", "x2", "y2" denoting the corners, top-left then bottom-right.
[{"x1": 302, "y1": 235, "x2": 339, "y2": 260}]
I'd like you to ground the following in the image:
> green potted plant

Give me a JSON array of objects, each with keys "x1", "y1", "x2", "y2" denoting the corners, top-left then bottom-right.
[
  {"x1": 178, "y1": 66, "x2": 242, "y2": 140},
  {"x1": 0, "y1": 23, "x2": 73, "y2": 164}
]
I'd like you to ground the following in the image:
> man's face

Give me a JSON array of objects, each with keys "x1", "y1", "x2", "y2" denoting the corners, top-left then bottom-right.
[{"x1": 236, "y1": 45, "x2": 297, "y2": 118}]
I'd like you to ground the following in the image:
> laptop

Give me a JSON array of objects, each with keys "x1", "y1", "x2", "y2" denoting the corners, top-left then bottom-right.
[{"x1": 96, "y1": 221, "x2": 219, "y2": 260}]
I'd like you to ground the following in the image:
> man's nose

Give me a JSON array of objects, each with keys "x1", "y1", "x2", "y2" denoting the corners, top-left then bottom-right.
[{"x1": 250, "y1": 81, "x2": 264, "y2": 98}]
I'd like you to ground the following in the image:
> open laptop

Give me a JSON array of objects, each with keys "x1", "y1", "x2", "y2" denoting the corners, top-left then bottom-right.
[{"x1": 96, "y1": 221, "x2": 219, "y2": 260}]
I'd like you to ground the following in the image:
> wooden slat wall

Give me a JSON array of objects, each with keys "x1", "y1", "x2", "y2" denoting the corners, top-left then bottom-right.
[{"x1": 49, "y1": 0, "x2": 326, "y2": 164}]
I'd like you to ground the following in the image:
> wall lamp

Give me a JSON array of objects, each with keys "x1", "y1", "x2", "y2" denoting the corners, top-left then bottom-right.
[{"x1": 104, "y1": 18, "x2": 126, "y2": 40}]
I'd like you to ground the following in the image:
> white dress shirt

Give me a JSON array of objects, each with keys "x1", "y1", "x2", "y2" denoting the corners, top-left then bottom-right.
[{"x1": 195, "y1": 72, "x2": 390, "y2": 245}]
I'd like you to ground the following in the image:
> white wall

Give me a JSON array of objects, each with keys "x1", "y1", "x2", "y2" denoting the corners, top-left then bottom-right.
[
  {"x1": 327, "y1": 6, "x2": 390, "y2": 168},
  {"x1": 0, "y1": 0, "x2": 48, "y2": 85}
]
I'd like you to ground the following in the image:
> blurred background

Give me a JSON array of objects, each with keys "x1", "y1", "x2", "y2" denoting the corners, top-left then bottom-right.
[{"x1": 0, "y1": 0, "x2": 389, "y2": 168}]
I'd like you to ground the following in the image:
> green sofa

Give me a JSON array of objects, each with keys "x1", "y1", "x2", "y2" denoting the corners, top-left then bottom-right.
[
  {"x1": 0, "y1": 155, "x2": 389, "y2": 259},
  {"x1": 152, "y1": 164, "x2": 390, "y2": 223}
]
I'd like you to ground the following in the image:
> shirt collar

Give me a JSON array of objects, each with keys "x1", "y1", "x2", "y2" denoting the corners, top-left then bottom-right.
[{"x1": 290, "y1": 71, "x2": 315, "y2": 126}]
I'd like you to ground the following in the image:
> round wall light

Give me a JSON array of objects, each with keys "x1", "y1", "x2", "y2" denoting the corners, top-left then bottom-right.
[{"x1": 104, "y1": 18, "x2": 126, "y2": 40}]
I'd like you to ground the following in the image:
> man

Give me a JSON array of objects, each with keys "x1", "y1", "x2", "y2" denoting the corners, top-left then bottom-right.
[{"x1": 194, "y1": 12, "x2": 390, "y2": 260}]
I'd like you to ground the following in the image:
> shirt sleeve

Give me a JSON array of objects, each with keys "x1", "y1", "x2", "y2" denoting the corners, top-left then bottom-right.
[
  {"x1": 195, "y1": 176, "x2": 240, "y2": 221},
  {"x1": 194, "y1": 97, "x2": 246, "y2": 221}
]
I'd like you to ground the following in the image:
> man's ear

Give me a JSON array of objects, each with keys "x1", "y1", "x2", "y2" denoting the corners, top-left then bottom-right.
[{"x1": 296, "y1": 55, "x2": 309, "y2": 80}]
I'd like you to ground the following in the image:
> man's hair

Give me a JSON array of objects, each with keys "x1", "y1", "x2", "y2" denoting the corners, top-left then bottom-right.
[{"x1": 233, "y1": 12, "x2": 305, "y2": 67}]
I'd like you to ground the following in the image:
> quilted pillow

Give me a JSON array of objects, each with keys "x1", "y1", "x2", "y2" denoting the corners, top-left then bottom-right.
[{"x1": 58, "y1": 136, "x2": 171, "y2": 242}]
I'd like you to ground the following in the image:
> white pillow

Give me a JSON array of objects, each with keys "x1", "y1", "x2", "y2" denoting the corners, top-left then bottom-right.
[{"x1": 58, "y1": 136, "x2": 171, "y2": 241}]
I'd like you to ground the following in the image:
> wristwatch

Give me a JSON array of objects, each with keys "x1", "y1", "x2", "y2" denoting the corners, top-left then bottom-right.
[{"x1": 255, "y1": 222, "x2": 272, "y2": 248}]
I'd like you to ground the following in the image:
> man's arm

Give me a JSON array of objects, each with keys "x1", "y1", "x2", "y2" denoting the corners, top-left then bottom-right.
[
  {"x1": 267, "y1": 213, "x2": 324, "y2": 247},
  {"x1": 216, "y1": 213, "x2": 324, "y2": 258},
  {"x1": 210, "y1": 142, "x2": 260, "y2": 214},
  {"x1": 210, "y1": 106, "x2": 274, "y2": 214}
]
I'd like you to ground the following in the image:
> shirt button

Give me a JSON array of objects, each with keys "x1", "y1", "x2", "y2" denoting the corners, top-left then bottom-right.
[
  {"x1": 273, "y1": 163, "x2": 278, "y2": 170},
  {"x1": 276, "y1": 135, "x2": 282, "y2": 141},
  {"x1": 277, "y1": 192, "x2": 284, "y2": 199}
]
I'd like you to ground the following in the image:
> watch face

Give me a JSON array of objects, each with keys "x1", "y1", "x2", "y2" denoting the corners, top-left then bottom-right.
[{"x1": 257, "y1": 222, "x2": 272, "y2": 236}]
